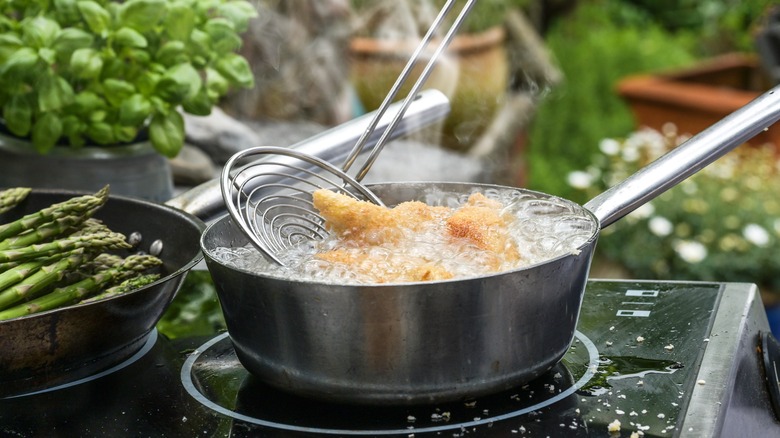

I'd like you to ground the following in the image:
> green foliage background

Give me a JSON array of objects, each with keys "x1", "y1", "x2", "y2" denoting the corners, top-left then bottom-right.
[{"x1": 525, "y1": 0, "x2": 774, "y2": 203}]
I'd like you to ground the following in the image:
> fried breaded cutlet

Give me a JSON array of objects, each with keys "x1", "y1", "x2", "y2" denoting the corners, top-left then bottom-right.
[
  {"x1": 310, "y1": 189, "x2": 521, "y2": 283},
  {"x1": 311, "y1": 189, "x2": 450, "y2": 245}
]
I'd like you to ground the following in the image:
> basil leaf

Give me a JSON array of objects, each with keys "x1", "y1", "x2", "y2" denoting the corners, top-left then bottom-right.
[
  {"x1": 77, "y1": 1, "x2": 111, "y2": 35},
  {"x1": 188, "y1": 29, "x2": 211, "y2": 58},
  {"x1": 3, "y1": 95, "x2": 32, "y2": 137},
  {"x1": 205, "y1": 67, "x2": 228, "y2": 99},
  {"x1": 164, "y1": 3, "x2": 195, "y2": 41},
  {"x1": 102, "y1": 78, "x2": 136, "y2": 107},
  {"x1": 85, "y1": 121, "x2": 115, "y2": 144},
  {"x1": 73, "y1": 90, "x2": 106, "y2": 116},
  {"x1": 69, "y1": 47, "x2": 103, "y2": 78},
  {"x1": 31, "y1": 112, "x2": 63, "y2": 154},
  {"x1": 38, "y1": 74, "x2": 75, "y2": 111},
  {"x1": 113, "y1": 27, "x2": 148, "y2": 48},
  {"x1": 0, "y1": 47, "x2": 40, "y2": 84},
  {"x1": 135, "y1": 70, "x2": 161, "y2": 95},
  {"x1": 53, "y1": 0, "x2": 83, "y2": 26},
  {"x1": 118, "y1": 0, "x2": 167, "y2": 33},
  {"x1": 155, "y1": 63, "x2": 201, "y2": 103},
  {"x1": 118, "y1": 93, "x2": 152, "y2": 126},
  {"x1": 0, "y1": 34, "x2": 24, "y2": 63},
  {"x1": 21, "y1": 16, "x2": 61, "y2": 48},
  {"x1": 217, "y1": 1, "x2": 258, "y2": 33},
  {"x1": 149, "y1": 111, "x2": 184, "y2": 158},
  {"x1": 52, "y1": 27, "x2": 94, "y2": 62},
  {"x1": 154, "y1": 78, "x2": 189, "y2": 104},
  {"x1": 204, "y1": 18, "x2": 241, "y2": 54},
  {"x1": 125, "y1": 48, "x2": 151, "y2": 65},
  {"x1": 61, "y1": 115, "x2": 84, "y2": 139},
  {"x1": 114, "y1": 124, "x2": 138, "y2": 143},
  {"x1": 182, "y1": 85, "x2": 213, "y2": 116},
  {"x1": 155, "y1": 40, "x2": 188, "y2": 66},
  {"x1": 215, "y1": 53, "x2": 254, "y2": 88}
]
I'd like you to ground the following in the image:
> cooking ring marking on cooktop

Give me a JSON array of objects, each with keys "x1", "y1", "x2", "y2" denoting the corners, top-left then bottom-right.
[
  {"x1": 180, "y1": 331, "x2": 600, "y2": 435},
  {"x1": 3, "y1": 329, "x2": 159, "y2": 400}
]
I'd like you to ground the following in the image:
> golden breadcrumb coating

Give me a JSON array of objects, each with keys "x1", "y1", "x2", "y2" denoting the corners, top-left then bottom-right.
[
  {"x1": 311, "y1": 189, "x2": 521, "y2": 283},
  {"x1": 446, "y1": 193, "x2": 521, "y2": 268}
]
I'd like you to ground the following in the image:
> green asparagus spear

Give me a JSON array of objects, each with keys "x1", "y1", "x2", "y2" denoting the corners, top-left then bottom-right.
[
  {"x1": 0, "y1": 214, "x2": 87, "y2": 250},
  {"x1": 0, "y1": 260, "x2": 45, "y2": 291},
  {"x1": 81, "y1": 273, "x2": 161, "y2": 303},
  {"x1": 70, "y1": 218, "x2": 112, "y2": 236},
  {"x1": 0, "y1": 250, "x2": 73, "y2": 273},
  {"x1": 0, "y1": 231, "x2": 130, "y2": 264},
  {"x1": 0, "y1": 254, "x2": 162, "y2": 320},
  {"x1": 0, "y1": 187, "x2": 31, "y2": 214},
  {"x1": 0, "y1": 185, "x2": 109, "y2": 242},
  {"x1": 0, "y1": 249, "x2": 92, "y2": 310}
]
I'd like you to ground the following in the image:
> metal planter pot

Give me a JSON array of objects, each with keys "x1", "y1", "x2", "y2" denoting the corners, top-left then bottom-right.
[{"x1": 0, "y1": 131, "x2": 173, "y2": 202}]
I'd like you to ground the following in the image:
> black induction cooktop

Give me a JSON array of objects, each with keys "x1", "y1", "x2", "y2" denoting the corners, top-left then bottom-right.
[{"x1": 1, "y1": 280, "x2": 779, "y2": 437}]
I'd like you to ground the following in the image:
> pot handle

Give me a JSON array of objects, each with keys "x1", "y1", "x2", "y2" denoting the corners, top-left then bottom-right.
[
  {"x1": 584, "y1": 85, "x2": 780, "y2": 229},
  {"x1": 165, "y1": 89, "x2": 451, "y2": 222}
]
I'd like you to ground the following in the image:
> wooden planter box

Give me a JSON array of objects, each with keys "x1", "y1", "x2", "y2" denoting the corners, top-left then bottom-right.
[{"x1": 617, "y1": 53, "x2": 778, "y2": 146}]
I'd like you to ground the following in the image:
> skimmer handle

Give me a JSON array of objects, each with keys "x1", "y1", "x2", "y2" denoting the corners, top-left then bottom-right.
[
  {"x1": 342, "y1": 0, "x2": 477, "y2": 182},
  {"x1": 584, "y1": 85, "x2": 780, "y2": 229}
]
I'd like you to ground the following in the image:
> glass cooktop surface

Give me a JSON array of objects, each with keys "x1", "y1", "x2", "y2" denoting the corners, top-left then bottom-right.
[{"x1": 0, "y1": 280, "x2": 727, "y2": 437}]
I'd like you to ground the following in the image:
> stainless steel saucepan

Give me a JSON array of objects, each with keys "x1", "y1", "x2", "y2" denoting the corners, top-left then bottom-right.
[{"x1": 201, "y1": 86, "x2": 780, "y2": 405}]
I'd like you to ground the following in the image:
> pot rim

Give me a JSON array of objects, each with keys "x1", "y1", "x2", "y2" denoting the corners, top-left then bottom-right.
[{"x1": 201, "y1": 181, "x2": 601, "y2": 287}]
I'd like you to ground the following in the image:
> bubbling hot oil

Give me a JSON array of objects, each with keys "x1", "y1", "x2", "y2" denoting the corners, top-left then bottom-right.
[{"x1": 210, "y1": 188, "x2": 597, "y2": 284}]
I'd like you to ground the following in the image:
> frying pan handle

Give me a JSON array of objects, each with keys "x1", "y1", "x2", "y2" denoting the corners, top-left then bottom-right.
[
  {"x1": 165, "y1": 89, "x2": 451, "y2": 222},
  {"x1": 584, "y1": 85, "x2": 780, "y2": 229}
]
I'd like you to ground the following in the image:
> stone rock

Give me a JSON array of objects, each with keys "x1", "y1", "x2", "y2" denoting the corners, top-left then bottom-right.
[
  {"x1": 183, "y1": 107, "x2": 262, "y2": 164},
  {"x1": 168, "y1": 144, "x2": 217, "y2": 185}
]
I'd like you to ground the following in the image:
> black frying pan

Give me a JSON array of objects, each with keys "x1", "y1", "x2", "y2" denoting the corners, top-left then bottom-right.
[{"x1": 0, "y1": 190, "x2": 205, "y2": 397}]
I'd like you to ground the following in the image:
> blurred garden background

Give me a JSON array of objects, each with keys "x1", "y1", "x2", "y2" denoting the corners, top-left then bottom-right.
[
  {"x1": 519, "y1": 0, "x2": 780, "y2": 300},
  {"x1": 163, "y1": 0, "x2": 780, "y2": 336}
]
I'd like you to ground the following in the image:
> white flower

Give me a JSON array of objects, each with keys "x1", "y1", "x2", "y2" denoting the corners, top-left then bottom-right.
[
  {"x1": 567, "y1": 171, "x2": 593, "y2": 190},
  {"x1": 743, "y1": 223, "x2": 770, "y2": 247},
  {"x1": 599, "y1": 138, "x2": 621, "y2": 156},
  {"x1": 622, "y1": 145, "x2": 640, "y2": 162},
  {"x1": 630, "y1": 203, "x2": 655, "y2": 219},
  {"x1": 674, "y1": 240, "x2": 707, "y2": 264},
  {"x1": 681, "y1": 180, "x2": 698, "y2": 195},
  {"x1": 648, "y1": 216, "x2": 673, "y2": 237}
]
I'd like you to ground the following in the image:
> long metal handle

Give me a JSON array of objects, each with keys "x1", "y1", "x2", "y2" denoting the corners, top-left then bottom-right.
[
  {"x1": 166, "y1": 89, "x2": 451, "y2": 221},
  {"x1": 584, "y1": 86, "x2": 780, "y2": 228},
  {"x1": 342, "y1": 0, "x2": 477, "y2": 182}
]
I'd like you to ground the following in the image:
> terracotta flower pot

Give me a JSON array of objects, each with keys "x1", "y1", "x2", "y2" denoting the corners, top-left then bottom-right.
[
  {"x1": 617, "y1": 53, "x2": 778, "y2": 147},
  {"x1": 349, "y1": 26, "x2": 509, "y2": 152},
  {"x1": 0, "y1": 131, "x2": 174, "y2": 202}
]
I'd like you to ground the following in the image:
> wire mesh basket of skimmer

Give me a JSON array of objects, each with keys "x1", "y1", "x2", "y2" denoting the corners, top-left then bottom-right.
[{"x1": 220, "y1": 0, "x2": 477, "y2": 265}]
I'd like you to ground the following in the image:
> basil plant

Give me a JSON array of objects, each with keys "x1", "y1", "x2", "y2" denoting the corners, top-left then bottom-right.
[{"x1": 0, "y1": 0, "x2": 256, "y2": 157}]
